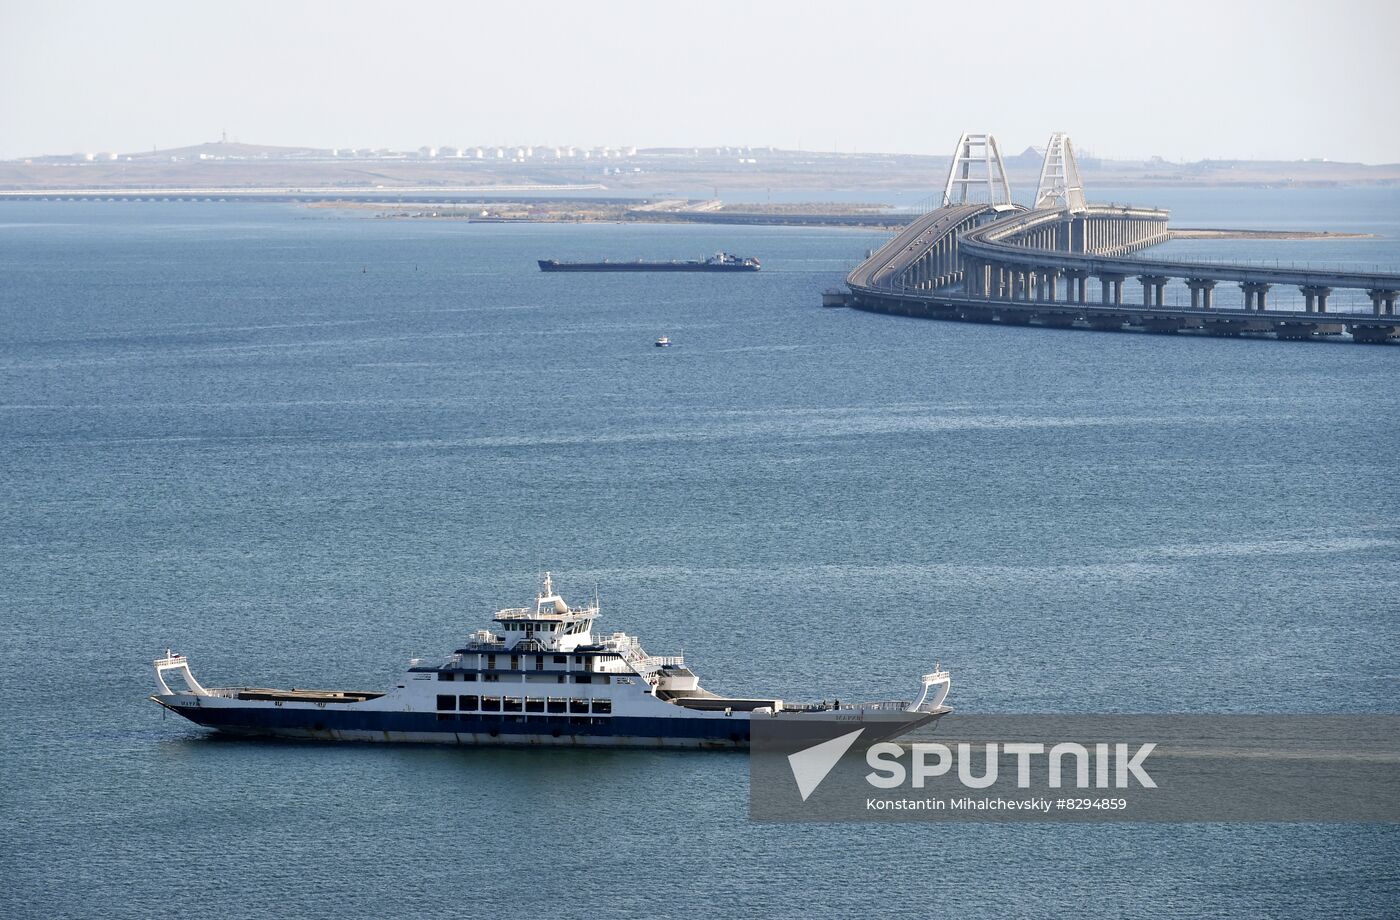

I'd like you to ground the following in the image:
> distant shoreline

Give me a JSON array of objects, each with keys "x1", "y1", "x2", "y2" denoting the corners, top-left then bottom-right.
[
  {"x1": 312, "y1": 202, "x2": 1379, "y2": 238},
  {"x1": 1168, "y1": 228, "x2": 1374, "y2": 240},
  {"x1": 0, "y1": 190, "x2": 1377, "y2": 238}
]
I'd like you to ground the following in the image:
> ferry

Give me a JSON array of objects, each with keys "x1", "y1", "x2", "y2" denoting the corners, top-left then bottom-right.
[
  {"x1": 655, "y1": 336, "x2": 671, "y2": 347},
  {"x1": 151, "y1": 574, "x2": 950, "y2": 749}
]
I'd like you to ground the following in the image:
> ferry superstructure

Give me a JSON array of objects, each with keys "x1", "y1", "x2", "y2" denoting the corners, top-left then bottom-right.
[{"x1": 151, "y1": 574, "x2": 950, "y2": 749}]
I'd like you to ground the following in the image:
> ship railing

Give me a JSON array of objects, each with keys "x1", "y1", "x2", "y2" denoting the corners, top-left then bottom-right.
[
  {"x1": 780, "y1": 702, "x2": 831, "y2": 713},
  {"x1": 862, "y1": 700, "x2": 914, "y2": 712},
  {"x1": 622, "y1": 654, "x2": 685, "y2": 674},
  {"x1": 458, "y1": 638, "x2": 506, "y2": 651}
]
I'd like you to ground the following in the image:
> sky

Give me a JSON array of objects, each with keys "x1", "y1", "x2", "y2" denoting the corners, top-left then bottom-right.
[{"x1": 2, "y1": 0, "x2": 1398, "y2": 163}]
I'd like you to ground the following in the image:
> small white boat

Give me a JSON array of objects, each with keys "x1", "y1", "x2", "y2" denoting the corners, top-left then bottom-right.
[{"x1": 654, "y1": 336, "x2": 671, "y2": 347}]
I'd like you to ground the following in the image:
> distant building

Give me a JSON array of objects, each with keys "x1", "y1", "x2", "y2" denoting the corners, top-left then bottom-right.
[{"x1": 418, "y1": 146, "x2": 438, "y2": 158}]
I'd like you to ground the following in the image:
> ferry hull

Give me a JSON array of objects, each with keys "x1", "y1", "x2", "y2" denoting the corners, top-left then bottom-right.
[{"x1": 154, "y1": 698, "x2": 945, "y2": 750}]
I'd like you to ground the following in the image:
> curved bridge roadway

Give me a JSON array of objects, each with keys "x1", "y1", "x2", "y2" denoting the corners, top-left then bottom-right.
[
  {"x1": 846, "y1": 204, "x2": 994, "y2": 291},
  {"x1": 960, "y1": 207, "x2": 1400, "y2": 311},
  {"x1": 844, "y1": 204, "x2": 1400, "y2": 343}
]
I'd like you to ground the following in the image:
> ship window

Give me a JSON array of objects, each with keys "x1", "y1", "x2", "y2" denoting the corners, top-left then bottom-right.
[
  {"x1": 574, "y1": 655, "x2": 584, "y2": 664},
  {"x1": 535, "y1": 655, "x2": 544, "y2": 671},
  {"x1": 553, "y1": 655, "x2": 567, "y2": 664},
  {"x1": 547, "y1": 698, "x2": 567, "y2": 714},
  {"x1": 597, "y1": 675, "x2": 610, "y2": 684},
  {"x1": 481, "y1": 697, "x2": 501, "y2": 712},
  {"x1": 574, "y1": 674, "x2": 593, "y2": 684},
  {"x1": 592, "y1": 700, "x2": 612, "y2": 715},
  {"x1": 436, "y1": 695, "x2": 455, "y2": 711},
  {"x1": 503, "y1": 698, "x2": 522, "y2": 713},
  {"x1": 483, "y1": 673, "x2": 499, "y2": 682},
  {"x1": 557, "y1": 675, "x2": 566, "y2": 684},
  {"x1": 459, "y1": 695, "x2": 478, "y2": 711},
  {"x1": 487, "y1": 655, "x2": 497, "y2": 669},
  {"x1": 510, "y1": 655, "x2": 520, "y2": 670},
  {"x1": 525, "y1": 699, "x2": 544, "y2": 713},
  {"x1": 437, "y1": 672, "x2": 454, "y2": 681},
  {"x1": 569, "y1": 699, "x2": 590, "y2": 714},
  {"x1": 462, "y1": 672, "x2": 476, "y2": 682}
]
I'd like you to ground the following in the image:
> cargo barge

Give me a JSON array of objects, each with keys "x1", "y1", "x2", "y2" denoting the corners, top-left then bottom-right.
[{"x1": 538, "y1": 252, "x2": 760, "y2": 272}]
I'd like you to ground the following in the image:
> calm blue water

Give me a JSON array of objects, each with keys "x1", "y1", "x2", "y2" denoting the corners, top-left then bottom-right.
[{"x1": 2, "y1": 196, "x2": 1398, "y2": 919}]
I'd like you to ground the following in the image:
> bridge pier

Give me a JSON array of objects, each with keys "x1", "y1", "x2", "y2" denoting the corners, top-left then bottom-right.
[
  {"x1": 1300, "y1": 285, "x2": 1332, "y2": 313},
  {"x1": 1368, "y1": 289, "x2": 1397, "y2": 315},
  {"x1": 1186, "y1": 279, "x2": 1216, "y2": 309},
  {"x1": 1063, "y1": 269, "x2": 1090, "y2": 304},
  {"x1": 1241, "y1": 282, "x2": 1272, "y2": 311},
  {"x1": 1099, "y1": 273, "x2": 1126, "y2": 306},
  {"x1": 1139, "y1": 274, "x2": 1169, "y2": 308}
]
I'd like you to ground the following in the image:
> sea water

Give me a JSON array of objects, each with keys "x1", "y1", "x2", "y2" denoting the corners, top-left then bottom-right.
[{"x1": 1, "y1": 191, "x2": 1397, "y2": 918}]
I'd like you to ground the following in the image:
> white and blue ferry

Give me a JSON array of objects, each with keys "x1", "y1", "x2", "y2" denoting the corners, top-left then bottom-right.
[{"x1": 151, "y1": 574, "x2": 951, "y2": 749}]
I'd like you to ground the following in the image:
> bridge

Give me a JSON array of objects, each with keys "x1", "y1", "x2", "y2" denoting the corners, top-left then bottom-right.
[
  {"x1": 840, "y1": 133, "x2": 1400, "y2": 343},
  {"x1": 0, "y1": 185, "x2": 607, "y2": 203}
]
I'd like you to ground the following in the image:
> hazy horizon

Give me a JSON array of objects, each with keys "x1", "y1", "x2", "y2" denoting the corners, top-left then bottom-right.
[{"x1": 3, "y1": 0, "x2": 1398, "y2": 164}]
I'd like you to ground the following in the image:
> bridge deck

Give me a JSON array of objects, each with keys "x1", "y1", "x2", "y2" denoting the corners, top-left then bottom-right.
[
  {"x1": 845, "y1": 204, "x2": 991, "y2": 290},
  {"x1": 960, "y1": 236, "x2": 1400, "y2": 291}
]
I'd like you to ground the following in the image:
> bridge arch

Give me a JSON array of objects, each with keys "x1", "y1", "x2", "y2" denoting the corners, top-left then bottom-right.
[{"x1": 941, "y1": 133, "x2": 1014, "y2": 210}]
